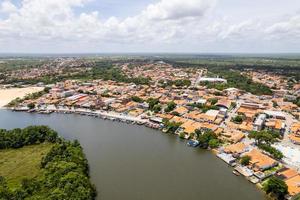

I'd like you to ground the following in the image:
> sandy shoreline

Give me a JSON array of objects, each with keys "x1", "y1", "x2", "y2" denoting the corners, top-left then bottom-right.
[{"x1": 0, "y1": 87, "x2": 44, "y2": 108}]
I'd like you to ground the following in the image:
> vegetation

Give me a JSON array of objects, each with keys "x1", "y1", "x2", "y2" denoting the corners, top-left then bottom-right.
[
  {"x1": 0, "y1": 126, "x2": 58, "y2": 149},
  {"x1": 165, "y1": 55, "x2": 300, "y2": 81},
  {"x1": 162, "y1": 119, "x2": 182, "y2": 134},
  {"x1": 198, "y1": 130, "x2": 220, "y2": 149},
  {"x1": 159, "y1": 79, "x2": 191, "y2": 88},
  {"x1": 187, "y1": 102, "x2": 219, "y2": 113},
  {"x1": 232, "y1": 115, "x2": 245, "y2": 124},
  {"x1": 0, "y1": 143, "x2": 53, "y2": 188},
  {"x1": 248, "y1": 130, "x2": 283, "y2": 159},
  {"x1": 208, "y1": 98, "x2": 218, "y2": 105},
  {"x1": 240, "y1": 155, "x2": 251, "y2": 166},
  {"x1": 263, "y1": 176, "x2": 288, "y2": 200},
  {"x1": 7, "y1": 88, "x2": 49, "y2": 107},
  {"x1": 0, "y1": 126, "x2": 96, "y2": 200},
  {"x1": 27, "y1": 102, "x2": 35, "y2": 109},
  {"x1": 179, "y1": 132, "x2": 186, "y2": 139},
  {"x1": 164, "y1": 101, "x2": 176, "y2": 113},
  {"x1": 248, "y1": 130, "x2": 280, "y2": 146},
  {"x1": 131, "y1": 96, "x2": 143, "y2": 103},
  {"x1": 167, "y1": 58, "x2": 277, "y2": 95},
  {"x1": 258, "y1": 144, "x2": 284, "y2": 160},
  {"x1": 208, "y1": 139, "x2": 220, "y2": 149},
  {"x1": 5, "y1": 61, "x2": 151, "y2": 86},
  {"x1": 147, "y1": 98, "x2": 160, "y2": 111},
  {"x1": 152, "y1": 104, "x2": 162, "y2": 113}
]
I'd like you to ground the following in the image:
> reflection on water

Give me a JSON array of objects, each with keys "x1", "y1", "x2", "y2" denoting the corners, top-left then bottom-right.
[{"x1": 0, "y1": 110, "x2": 266, "y2": 200}]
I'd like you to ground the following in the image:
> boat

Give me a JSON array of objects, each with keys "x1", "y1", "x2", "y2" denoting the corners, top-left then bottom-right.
[
  {"x1": 187, "y1": 140, "x2": 200, "y2": 147},
  {"x1": 232, "y1": 170, "x2": 240, "y2": 176}
]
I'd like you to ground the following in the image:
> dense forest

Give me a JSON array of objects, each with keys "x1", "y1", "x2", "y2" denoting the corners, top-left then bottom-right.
[{"x1": 0, "y1": 125, "x2": 96, "y2": 200}]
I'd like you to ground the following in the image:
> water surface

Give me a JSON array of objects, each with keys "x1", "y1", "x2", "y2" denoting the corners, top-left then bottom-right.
[{"x1": 0, "y1": 110, "x2": 266, "y2": 200}]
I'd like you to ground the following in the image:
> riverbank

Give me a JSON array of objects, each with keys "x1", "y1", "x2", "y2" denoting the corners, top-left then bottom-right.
[
  {"x1": 0, "y1": 125, "x2": 96, "y2": 199},
  {"x1": 0, "y1": 87, "x2": 44, "y2": 108},
  {"x1": 9, "y1": 106, "x2": 297, "y2": 199},
  {"x1": 0, "y1": 110, "x2": 266, "y2": 200}
]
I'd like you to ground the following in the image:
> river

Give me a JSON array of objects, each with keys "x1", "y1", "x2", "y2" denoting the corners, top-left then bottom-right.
[{"x1": 0, "y1": 110, "x2": 266, "y2": 200}]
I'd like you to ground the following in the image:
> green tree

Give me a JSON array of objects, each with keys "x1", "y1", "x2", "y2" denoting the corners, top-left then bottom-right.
[
  {"x1": 240, "y1": 155, "x2": 251, "y2": 166},
  {"x1": 208, "y1": 139, "x2": 220, "y2": 148},
  {"x1": 263, "y1": 176, "x2": 288, "y2": 200},
  {"x1": 27, "y1": 103, "x2": 35, "y2": 109},
  {"x1": 147, "y1": 98, "x2": 159, "y2": 110},
  {"x1": 165, "y1": 101, "x2": 176, "y2": 113},
  {"x1": 232, "y1": 115, "x2": 244, "y2": 124},
  {"x1": 208, "y1": 98, "x2": 218, "y2": 105},
  {"x1": 248, "y1": 130, "x2": 280, "y2": 146},
  {"x1": 131, "y1": 96, "x2": 143, "y2": 103}
]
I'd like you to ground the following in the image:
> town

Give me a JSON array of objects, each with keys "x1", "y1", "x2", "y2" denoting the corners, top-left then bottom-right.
[{"x1": 4, "y1": 58, "x2": 300, "y2": 200}]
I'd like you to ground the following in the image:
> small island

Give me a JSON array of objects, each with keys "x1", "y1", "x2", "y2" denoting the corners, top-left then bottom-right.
[{"x1": 0, "y1": 125, "x2": 96, "y2": 200}]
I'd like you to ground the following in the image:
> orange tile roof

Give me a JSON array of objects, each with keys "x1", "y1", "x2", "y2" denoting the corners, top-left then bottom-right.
[
  {"x1": 173, "y1": 106, "x2": 189, "y2": 115},
  {"x1": 156, "y1": 113, "x2": 174, "y2": 120},
  {"x1": 245, "y1": 149, "x2": 277, "y2": 171},
  {"x1": 291, "y1": 122, "x2": 300, "y2": 134},
  {"x1": 277, "y1": 168, "x2": 298, "y2": 180},
  {"x1": 289, "y1": 134, "x2": 300, "y2": 143},
  {"x1": 239, "y1": 122, "x2": 253, "y2": 132},
  {"x1": 171, "y1": 116, "x2": 188, "y2": 123},
  {"x1": 285, "y1": 175, "x2": 300, "y2": 196},
  {"x1": 224, "y1": 142, "x2": 247, "y2": 154}
]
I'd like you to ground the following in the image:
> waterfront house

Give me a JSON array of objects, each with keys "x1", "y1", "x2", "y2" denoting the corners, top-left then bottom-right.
[
  {"x1": 244, "y1": 149, "x2": 278, "y2": 171},
  {"x1": 223, "y1": 142, "x2": 248, "y2": 156},
  {"x1": 285, "y1": 175, "x2": 300, "y2": 197}
]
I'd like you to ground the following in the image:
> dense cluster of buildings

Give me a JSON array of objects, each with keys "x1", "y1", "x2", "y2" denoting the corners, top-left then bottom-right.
[
  {"x1": 3, "y1": 58, "x2": 91, "y2": 82},
  {"x1": 10, "y1": 62, "x2": 300, "y2": 199}
]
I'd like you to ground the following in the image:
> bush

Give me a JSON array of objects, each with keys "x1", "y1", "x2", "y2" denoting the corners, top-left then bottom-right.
[
  {"x1": 208, "y1": 139, "x2": 220, "y2": 148},
  {"x1": 27, "y1": 102, "x2": 35, "y2": 109},
  {"x1": 263, "y1": 176, "x2": 288, "y2": 200},
  {"x1": 240, "y1": 155, "x2": 251, "y2": 166},
  {"x1": 164, "y1": 101, "x2": 176, "y2": 113},
  {"x1": 131, "y1": 96, "x2": 143, "y2": 103},
  {"x1": 258, "y1": 144, "x2": 283, "y2": 160}
]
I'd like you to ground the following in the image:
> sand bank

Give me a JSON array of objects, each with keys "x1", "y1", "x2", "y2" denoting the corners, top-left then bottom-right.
[{"x1": 0, "y1": 87, "x2": 44, "y2": 108}]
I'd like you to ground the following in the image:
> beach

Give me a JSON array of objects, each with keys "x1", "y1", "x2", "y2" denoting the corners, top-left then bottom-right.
[{"x1": 0, "y1": 87, "x2": 44, "y2": 108}]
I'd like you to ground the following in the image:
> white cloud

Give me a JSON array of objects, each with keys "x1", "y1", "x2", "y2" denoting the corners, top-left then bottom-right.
[
  {"x1": 0, "y1": 0, "x2": 300, "y2": 53},
  {"x1": 264, "y1": 15, "x2": 300, "y2": 40},
  {"x1": 142, "y1": 0, "x2": 215, "y2": 20},
  {"x1": 0, "y1": 0, "x2": 17, "y2": 14}
]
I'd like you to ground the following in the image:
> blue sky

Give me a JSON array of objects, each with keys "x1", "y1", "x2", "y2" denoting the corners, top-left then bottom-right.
[{"x1": 0, "y1": 0, "x2": 300, "y2": 53}]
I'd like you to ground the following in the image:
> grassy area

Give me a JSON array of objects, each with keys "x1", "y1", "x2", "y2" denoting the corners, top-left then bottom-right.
[{"x1": 0, "y1": 143, "x2": 53, "y2": 188}]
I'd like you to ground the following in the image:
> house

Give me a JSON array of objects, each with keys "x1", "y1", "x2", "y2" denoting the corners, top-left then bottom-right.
[
  {"x1": 223, "y1": 142, "x2": 248, "y2": 155},
  {"x1": 244, "y1": 149, "x2": 277, "y2": 171},
  {"x1": 216, "y1": 99, "x2": 231, "y2": 110},
  {"x1": 264, "y1": 110, "x2": 286, "y2": 120},
  {"x1": 220, "y1": 130, "x2": 245, "y2": 143},
  {"x1": 253, "y1": 114, "x2": 267, "y2": 131},
  {"x1": 276, "y1": 168, "x2": 298, "y2": 180},
  {"x1": 173, "y1": 106, "x2": 189, "y2": 116},
  {"x1": 285, "y1": 175, "x2": 300, "y2": 197}
]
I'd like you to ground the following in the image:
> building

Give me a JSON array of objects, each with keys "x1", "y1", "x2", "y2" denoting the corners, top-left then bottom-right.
[
  {"x1": 253, "y1": 114, "x2": 267, "y2": 131},
  {"x1": 198, "y1": 77, "x2": 227, "y2": 84},
  {"x1": 244, "y1": 149, "x2": 277, "y2": 171}
]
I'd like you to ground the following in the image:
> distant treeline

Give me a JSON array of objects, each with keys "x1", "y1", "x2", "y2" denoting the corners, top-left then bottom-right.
[
  {"x1": 5, "y1": 61, "x2": 151, "y2": 85},
  {"x1": 165, "y1": 57, "x2": 300, "y2": 81},
  {"x1": 0, "y1": 125, "x2": 96, "y2": 200}
]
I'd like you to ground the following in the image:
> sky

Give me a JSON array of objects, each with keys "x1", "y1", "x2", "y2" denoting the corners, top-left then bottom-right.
[{"x1": 0, "y1": 0, "x2": 300, "y2": 53}]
